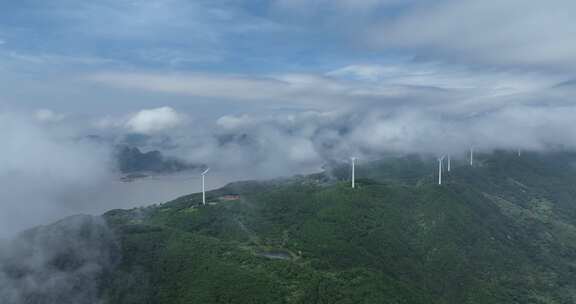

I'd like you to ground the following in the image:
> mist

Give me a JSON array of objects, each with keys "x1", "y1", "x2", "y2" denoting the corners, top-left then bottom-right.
[{"x1": 0, "y1": 215, "x2": 117, "y2": 304}]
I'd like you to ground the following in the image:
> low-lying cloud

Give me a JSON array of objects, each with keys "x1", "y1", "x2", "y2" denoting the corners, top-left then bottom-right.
[
  {"x1": 0, "y1": 113, "x2": 113, "y2": 237},
  {"x1": 0, "y1": 215, "x2": 118, "y2": 304}
]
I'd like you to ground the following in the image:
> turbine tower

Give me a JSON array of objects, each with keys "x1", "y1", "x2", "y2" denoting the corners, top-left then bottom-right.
[
  {"x1": 469, "y1": 147, "x2": 474, "y2": 166},
  {"x1": 438, "y1": 155, "x2": 446, "y2": 185},
  {"x1": 447, "y1": 155, "x2": 451, "y2": 172},
  {"x1": 351, "y1": 157, "x2": 356, "y2": 189},
  {"x1": 201, "y1": 168, "x2": 210, "y2": 205}
]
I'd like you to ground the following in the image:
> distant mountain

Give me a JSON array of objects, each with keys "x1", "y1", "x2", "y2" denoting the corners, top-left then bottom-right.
[
  {"x1": 115, "y1": 145, "x2": 200, "y2": 175},
  {"x1": 120, "y1": 133, "x2": 177, "y2": 150},
  {"x1": 79, "y1": 134, "x2": 203, "y2": 179},
  {"x1": 7, "y1": 151, "x2": 576, "y2": 303}
]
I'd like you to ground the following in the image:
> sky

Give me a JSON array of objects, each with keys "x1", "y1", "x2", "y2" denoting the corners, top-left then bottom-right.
[{"x1": 2, "y1": 0, "x2": 576, "y2": 235}]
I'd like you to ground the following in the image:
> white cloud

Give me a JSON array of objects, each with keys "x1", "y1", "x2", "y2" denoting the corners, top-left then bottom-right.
[
  {"x1": 327, "y1": 63, "x2": 562, "y2": 95},
  {"x1": 216, "y1": 114, "x2": 254, "y2": 130},
  {"x1": 125, "y1": 107, "x2": 185, "y2": 134},
  {"x1": 89, "y1": 72, "x2": 296, "y2": 101},
  {"x1": 87, "y1": 62, "x2": 571, "y2": 118},
  {"x1": 85, "y1": 70, "x2": 464, "y2": 110},
  {"x1": 201, "y1": 95, "x2": 576, "y2": 168},
  {"x1": 34, "y1": 109, "x2": 66, "y2": 123},
  {"x1": 287, "y1": 137, "x2": 319, "y2": 163},
  {"x1": 88, "y1": 71, "x2": 391, "y2": 110},
  {"x1": 0, "y1": 113, "x2": 113, "y2": 237},
  {"x1": 370, "y1": 0, "x2": 576, "y2": 68}
]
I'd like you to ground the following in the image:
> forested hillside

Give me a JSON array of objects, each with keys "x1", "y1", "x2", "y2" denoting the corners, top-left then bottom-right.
[{"x1": 6, "y1": 152, "x2": 576, "y2": 304}]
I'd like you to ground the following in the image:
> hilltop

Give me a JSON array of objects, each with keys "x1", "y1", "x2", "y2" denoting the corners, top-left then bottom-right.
[{"x1": 5, "y1": 151, "x2": 576, "y2": 303}]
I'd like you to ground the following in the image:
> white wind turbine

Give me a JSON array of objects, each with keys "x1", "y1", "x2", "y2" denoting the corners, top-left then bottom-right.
[
  {"x1": 351, "y1": 157, "x2": 356, "y2": 189},
  {"x1": 438, "y1": 155, "x2": 446, "y2": 185},
  {"x1": 469, "y1": 147, "x2": 474, "y2": 166},
  {"x1": 201, "y1": 168, "x2": 210, "y2": 205},
  {"x1": 447, "y1": 155, "x2": 451, "y2": 172}
]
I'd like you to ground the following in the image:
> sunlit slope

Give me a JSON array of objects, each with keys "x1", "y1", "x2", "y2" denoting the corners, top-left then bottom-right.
[{"x1": 102, "y1": 152, "x2": 576, "y2": 304}]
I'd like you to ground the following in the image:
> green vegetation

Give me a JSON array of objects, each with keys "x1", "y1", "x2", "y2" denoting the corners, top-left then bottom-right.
[{"x1": 101, "y1": 151, "x2": 576, "y2": 303}]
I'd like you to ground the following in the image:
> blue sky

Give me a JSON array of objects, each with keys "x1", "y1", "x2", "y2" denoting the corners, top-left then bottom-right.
[{"x1": 0, "y1": 0, "x2": 397, "y2": 72}]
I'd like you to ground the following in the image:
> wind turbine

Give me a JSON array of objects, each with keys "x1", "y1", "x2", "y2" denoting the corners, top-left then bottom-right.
[
  {"x1": 438, "y1": 155, "x2": 446, "y2": 185},
  {"x1": 447, "y1": 155, "x2": 451, "y2": 172},
  {"x1": 351, "y1": 157, "x2": 356, "y2": 189},
  {"x1": 201, "y1": 168, "x2": 210, "y2": 205},
  {"x1": 469, "y1": 147, "x2": 474, "y2": 166}
]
